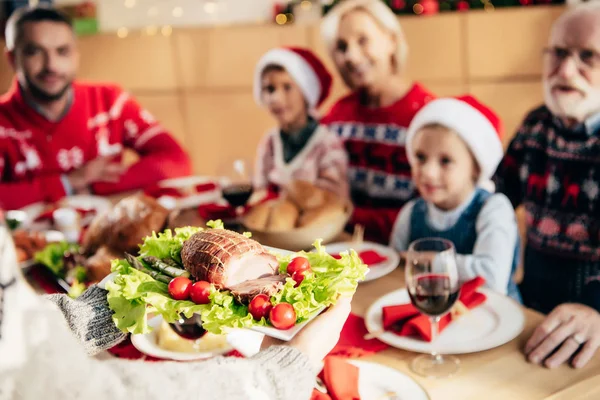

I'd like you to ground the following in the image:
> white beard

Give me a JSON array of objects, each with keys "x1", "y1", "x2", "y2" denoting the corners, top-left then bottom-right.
[{"x1": 543, "y1": 77, "x2": 600, "y2": 122}]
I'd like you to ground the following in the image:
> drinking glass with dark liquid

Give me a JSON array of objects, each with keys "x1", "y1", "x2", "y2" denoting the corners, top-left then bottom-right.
[
  {"x1": 169, "y1": 314, "x2": 207, "y2": 340},
  {"x1": 405, "y1": 238, "x2": 460, "y2": 378},
  {"x1": 219, "y1": 159, "x2": 254, "y2": 223}
]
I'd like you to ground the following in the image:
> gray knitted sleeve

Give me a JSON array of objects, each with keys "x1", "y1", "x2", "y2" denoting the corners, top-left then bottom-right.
[{"x1": 44, "y1": 285, "x2": 127, "y2": 356}]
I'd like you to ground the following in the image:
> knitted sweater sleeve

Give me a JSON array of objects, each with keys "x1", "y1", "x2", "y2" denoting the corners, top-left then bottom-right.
[
  {"x1": 314, "y1": 127, "x2": 349, "y2": 199},
  {"x1": 44, "y1": 285, "x2": 127, "y2": 356},
  {"x1": 91, "y1": 90, "x2": 192, "y2": 195},
  {"x1": 37, "y1": 287, "x2": 315, "y2": 400},
  {"x1": 494, "y1": 123, "x2": 528, "y2": 208},
  {"x1": 389, "y1": 200, "x2": 415, "y2": 252},
  {"x1": 253, "y1": 132, "x2": 274, "y2": 190},
  {"x1": 454, "y1": 194, "x2": 518, "y2": 295}
]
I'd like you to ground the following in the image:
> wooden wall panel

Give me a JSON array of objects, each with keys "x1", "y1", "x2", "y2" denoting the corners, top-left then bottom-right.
[
  {"x1": 182, "y1": 92, "x2": 274, "y2": 175},
  {"x1": 424, "y1": 82, "x2": 467, "y2": 97},
  {"x1": 0, "y1": 41, "x2": 12, "y2": 93},
  {"x1": 402, "y1": 14, "x2": 465, "y2": 83},
  {"x1": 78, "y1": 34, "x2": 178, "y2": 90},
  {"x1": 133, "y1": 93, "x2": 187, "y2": 147},
  {"x1": 470, "y1": 81, "x2": 544, "y2": 147},
  {"x1": 176, "y1": 25, "x2": 310, "y2": 89},
  {"x1": 466, "y1": 6, "x2": 563, "y2": 79}
]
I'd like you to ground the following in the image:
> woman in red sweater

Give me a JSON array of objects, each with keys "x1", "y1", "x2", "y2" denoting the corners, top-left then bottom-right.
[{"x1": 320, "y1": 0, "x2": 435, "y2": 244}]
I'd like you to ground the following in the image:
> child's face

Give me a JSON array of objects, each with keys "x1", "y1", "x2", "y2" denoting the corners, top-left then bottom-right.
[
  {"x1": 261, "y1": 69, "x2": 307, "y2": 130},
  {"x1": 411, "y1": 126, "x2": 479, "y2": 210}
]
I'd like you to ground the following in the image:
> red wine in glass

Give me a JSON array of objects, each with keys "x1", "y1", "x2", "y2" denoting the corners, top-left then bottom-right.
[
  {"x1": 169, "y1": 314, "x2": 207, "y2": 340},
  {"x1": 222, "y1": 184, "x2": 254, "y2": 208},
  {"x1": 408, "y1": 274, "x2": 459, "y2": 317}
]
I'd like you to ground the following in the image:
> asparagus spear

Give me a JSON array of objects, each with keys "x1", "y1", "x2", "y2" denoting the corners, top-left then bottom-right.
[
  {"x1": 142, "y1": 255, "x2": 191, "y2": 279},
  {"x1": 125, "y1": 253, "x2": 172, "y2": 284}
]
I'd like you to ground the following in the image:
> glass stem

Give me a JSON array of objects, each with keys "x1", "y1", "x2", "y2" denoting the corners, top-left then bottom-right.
[{"x1": 430, "y1": 316, "x2": 442, "y2": 363}]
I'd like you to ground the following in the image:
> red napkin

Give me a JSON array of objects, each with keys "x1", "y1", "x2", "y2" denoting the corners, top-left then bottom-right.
[
  {"x1": 330, "y1": 313, "x2": 389, "y2": 358},
  {"x1": 311, "y1": 356, "x2": 361, "y2": 400},
  {"x1": 382, "y1": 277, "x2": 487, "y2": 341},
  {"x1": 198, "y1": 188, "x2": 279, "y2": 221},
  {"x1": 332, "y1": 250, "x2": 388, "y2": 267}
]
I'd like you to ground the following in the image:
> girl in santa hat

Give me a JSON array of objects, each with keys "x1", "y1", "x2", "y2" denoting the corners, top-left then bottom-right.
[
  {"x1": 253, "y1": 47, "x2": 349, "y2": 198},
  {"x1": 390, "y1": 96, "x2": 521, "y2": 302}
]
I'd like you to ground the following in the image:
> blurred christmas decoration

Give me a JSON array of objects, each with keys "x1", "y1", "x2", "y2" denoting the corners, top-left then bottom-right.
[
  {"x1": 1, "y1": 0, "x2": 97, "y2": 37},
  {"x1": 273, "y1": 0, "x2": 322, "y2": 25},
  {"x1": 322, "y1": 0, "x2": 564, "y2": 16}
]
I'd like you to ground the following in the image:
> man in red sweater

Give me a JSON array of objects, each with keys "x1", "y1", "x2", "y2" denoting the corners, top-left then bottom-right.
[{"x1": 0, "y1": 6, "x2": 191, "y2": 210}]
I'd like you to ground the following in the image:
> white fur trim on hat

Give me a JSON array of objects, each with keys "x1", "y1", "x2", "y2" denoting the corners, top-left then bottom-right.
[
  {"x1": 254, "y1": 48, "x2": 321, "y2": 109},
  {"x1": 405, "y1": 98, "x2": 504, "y2": 186}
]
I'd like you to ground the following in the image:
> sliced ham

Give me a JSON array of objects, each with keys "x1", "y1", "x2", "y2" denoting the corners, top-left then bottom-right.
[
  {"x1": 229, "y1": 275, "x2": 287, "y2": 304},
  {"x1": 181, "y1": 229, "x2": 279, "y2": 289}
]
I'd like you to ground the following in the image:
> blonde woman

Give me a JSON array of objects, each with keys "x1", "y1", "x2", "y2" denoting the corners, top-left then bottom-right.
[{"x1": 321, "y1": 0, "x2": 436, "y2": 244}]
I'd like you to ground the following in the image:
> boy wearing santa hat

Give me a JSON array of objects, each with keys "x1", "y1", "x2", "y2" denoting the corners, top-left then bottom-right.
[
  {"x1": 253, "y1": 47, "x2": 348, "y2": 198},
  {"x1": 390, "y1": 96, "x2": 521, "y2": 301}
]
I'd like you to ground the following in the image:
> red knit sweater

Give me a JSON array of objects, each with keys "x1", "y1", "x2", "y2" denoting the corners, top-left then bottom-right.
[
  {"x1": 0, "y1": 81, "x2": 191, "y2": 210},
  {"x1": 321, "y1": 83, "x2": 435, "y2": 244}
]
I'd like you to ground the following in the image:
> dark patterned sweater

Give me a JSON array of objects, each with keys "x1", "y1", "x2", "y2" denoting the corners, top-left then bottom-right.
[{"x1": 494, "y1": 105, "x2": 600, "y2": 312}]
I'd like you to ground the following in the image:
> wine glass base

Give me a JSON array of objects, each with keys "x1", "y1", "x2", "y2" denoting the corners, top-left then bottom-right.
[{"x1": 410, "y1": 354, "x2": 460, "y2": 379}]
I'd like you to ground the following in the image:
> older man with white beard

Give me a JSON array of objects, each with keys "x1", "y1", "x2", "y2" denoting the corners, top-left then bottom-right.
[{"x1": 494, "y1": 3, "x2": 600, "y2": 370}]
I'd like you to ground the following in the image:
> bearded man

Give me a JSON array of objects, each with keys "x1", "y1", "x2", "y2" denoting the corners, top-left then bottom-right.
[
  {"x1": 0, "y1": 6, "x2": 191, "y2": 210},
  {"x1": 494, "y1": 3, "x2": 600, "y2": 370}
]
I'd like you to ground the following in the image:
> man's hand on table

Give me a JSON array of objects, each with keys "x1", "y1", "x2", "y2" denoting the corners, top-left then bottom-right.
[
  {"x1": 525, "y1": 303, "x2": 600, "y2": 369},
  {"x1": 67, "y1": 157, "x2": 127, "y2": 193}
]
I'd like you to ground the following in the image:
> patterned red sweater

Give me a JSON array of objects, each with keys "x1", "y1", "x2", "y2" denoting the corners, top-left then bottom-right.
[
  {"x1": 321, "y1": 83, "x2": 435, "y2": 243},
  {"x1": 0, "y1": 81, "x2": 191, "y2": 210}
]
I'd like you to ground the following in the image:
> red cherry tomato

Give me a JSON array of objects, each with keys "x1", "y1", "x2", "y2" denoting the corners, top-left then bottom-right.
[
  {"x1": 190, "y1": 281, "x2": 212, "y2": 304},
  {"x1": 248, "y1": 294, "x2": 273, "y2": 320},
  {"x1": 287, "y1": 257, "x2": 310, "y2": 276},
  {"x1": 269, "y1": 303, "x2": 297, "y2": 330},
  {"x1": 168, "y1": 277, "x2": 192, "y2": 300},
  {"x1": 291, "y1": 269, "x2": 309, "y2": 287}
]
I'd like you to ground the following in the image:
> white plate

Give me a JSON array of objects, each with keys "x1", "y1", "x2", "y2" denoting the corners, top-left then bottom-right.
[
  {"x1": 365, "y1": 288, "x2": 525, "y2": 355},
  {"x1": 131, "y1": 315, "x2": 264, "y2": 361},
  {"x1": 350, "y1": 360, "x2": 430, "y2": 400},
  {"x1": 321, "y1": 241, "x2": 400, "y2": 282},
  {"x1": 156, "y1": 176, "x2": 221, "y2": 209},
  {"x1": 18, "y1": 195, "x2": 112, "y2": 229}
]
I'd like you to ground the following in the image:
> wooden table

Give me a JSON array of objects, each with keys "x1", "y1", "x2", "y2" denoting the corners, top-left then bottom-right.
[{"x1": 351, "y1": 268, "x2": 600, "y2": 400}]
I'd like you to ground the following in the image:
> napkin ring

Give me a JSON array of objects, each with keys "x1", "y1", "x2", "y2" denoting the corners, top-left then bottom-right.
[{"x1": 450, "y1": 300, "x2": 470, "y2": 320}]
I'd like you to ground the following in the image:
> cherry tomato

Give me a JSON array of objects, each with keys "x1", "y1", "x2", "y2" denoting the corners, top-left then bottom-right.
[
  {"x1": 168, "y1": 277, "x2": 192, "y2": 300},
  {"x1": 190, "y1": 281, "x2": 212, "y2": 304},
  {"x1": 287, "y1": 257, "x2": 310, "y2": 276},
  {"x1": 269, "y1": 303, "x2": 296, "y2": 330},
  {"x1": 292, "y1": 269, "x2": 309, "y2": 287},
  {"x1": 248, "y1": 294, "x2": 273, "y2": 320}
]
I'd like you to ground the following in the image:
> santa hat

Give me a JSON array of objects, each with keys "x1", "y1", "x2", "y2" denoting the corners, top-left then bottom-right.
[
  {"x1": 405, "y1": 95, "x2": 504, "y2": 187},
  {"x1": 253, "y1": 47, "x2": 333, "y2": 110}
]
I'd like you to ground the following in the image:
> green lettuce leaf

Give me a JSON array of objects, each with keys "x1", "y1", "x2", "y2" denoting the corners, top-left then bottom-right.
[
  {"x1": 107, "y1": 226, "x2": 368, "y2": 335},
  {"x1": 138, "y1": 226, "x2": 204, "y2": 263},
  {"x1": 34, "y1": 241, "x2": 79, "y2": 276}
]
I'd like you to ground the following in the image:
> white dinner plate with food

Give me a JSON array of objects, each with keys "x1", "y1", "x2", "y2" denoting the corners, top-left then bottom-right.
[
  {"x1": 364, "y1": 288, "x2": 525, "y2": 355},
  {"x1": 321, "y1": 241, "x2": 400, "y2": 282},
  {"x1": 18, "y1": 195, "x2": 112, "y2": 229},
  {"x1": 155, "y1": 176, "x2": 221, "y2": 209},
  {"x1": 131, "y1": 315, "x2": 264, "y2": 361},
  {"x1": 350, "y1": 360, "x2": 430, "y2": 400}
]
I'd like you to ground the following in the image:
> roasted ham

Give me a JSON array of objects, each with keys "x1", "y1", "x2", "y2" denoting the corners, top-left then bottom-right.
[
  {"x1": 229, "y1": 275, "x2": 287, "y2": 304},
  {"x1": 181, "y1": 229, "x2": 279, "y2": 289}
]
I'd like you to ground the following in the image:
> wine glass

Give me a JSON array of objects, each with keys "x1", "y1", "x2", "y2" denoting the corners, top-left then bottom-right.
[
  {"x1": 405, "y1": 238, "x2": 460, "y2": 378},
  {"x1": 218, "y1": 158, "x2": 254, "y2": 216}
]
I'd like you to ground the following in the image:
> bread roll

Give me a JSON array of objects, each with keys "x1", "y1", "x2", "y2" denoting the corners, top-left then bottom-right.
[
  {"x1": 243, "y1": 202, "x2": 273, "y2": 230},
  {"x1": 266, "y1": 199, "x2": 299, "y2": 231},
  {"x1": 286, "y1": 180, "x2": 326, "y2": 210},
  {"x1": 298, "y1": 197, "x2": 347, "y2": 228}
]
